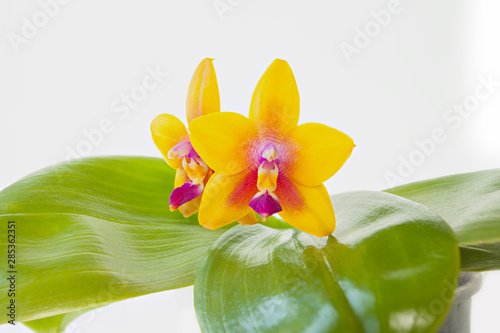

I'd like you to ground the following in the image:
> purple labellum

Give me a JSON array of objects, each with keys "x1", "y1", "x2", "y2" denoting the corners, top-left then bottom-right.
[
  {"x1": 249, "y1": 190, "x2": 282, "y2": 220},
  {"x1": 169, "y1": 182, "x2": 204, "y2": 210}
]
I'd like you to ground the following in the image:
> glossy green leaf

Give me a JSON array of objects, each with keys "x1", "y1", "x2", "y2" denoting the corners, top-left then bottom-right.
[
  {"x1": 195, "y1": 191, "x2": 459, "y2": 333},
  {"x1": 0, "y1": 157, "x2": 225, "y2": 324},
  {"x1": 385, "y1": 169, "x2": 500, "y2": 271}
]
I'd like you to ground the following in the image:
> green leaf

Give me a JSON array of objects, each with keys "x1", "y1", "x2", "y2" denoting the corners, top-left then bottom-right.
[
  {"x1": 385, "y1": 169, "x2": 500, "y2": 271},
  {"x1": 459, "y1": 243, "x2": 500, "y2": 271},
  {"x1": 24, "y1": 309, "x2": 95, "y2": 333},
  {"x1": 0, "y1": 157, "x2": 225, "y2": 324},
  {"x1": 195, "y1": 191, "x2": 459, "y2": 333}
]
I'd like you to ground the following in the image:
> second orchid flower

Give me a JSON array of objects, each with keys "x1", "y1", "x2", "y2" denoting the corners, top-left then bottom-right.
[{"x1": 150, "y1": 58, "x2": 219, "y2": 218}]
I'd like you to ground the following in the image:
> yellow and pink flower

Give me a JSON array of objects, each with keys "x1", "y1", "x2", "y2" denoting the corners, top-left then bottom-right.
[
  {"x1": 189, "y1": 59, "x2": 355, "y2": 237},
  {"x1": 150, "y1": 58, "x2": 219, "y2": 218}
]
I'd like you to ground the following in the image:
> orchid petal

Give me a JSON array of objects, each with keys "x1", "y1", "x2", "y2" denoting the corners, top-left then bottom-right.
[
  {"x1": 198, "y1": 168, "x2": 258, "y2": 230},
  {"x1": 174, "y1": 168, "x2": 188, "y2": 188},
  {"x1": 186, "y1": 58, "x2": 220, "y2": 123},
  {"x1": 151, "y1": 114, "x2": 189, "y2": 169},
  {"x1": 237, "y1": 212, "x2": 259, "y2": 226},
  {"x1": 249, "y1": 59, "x2": 300, "y2": 138},
  {"x1": 179, "y1": 195, "x2": 202, "y2": 218},
  {"x1": 284, "y1": 123, "x2": 355, "y2": 187},
  {"x1": 189, "y1": 112, "x2": 258, "y2": 175},
  {"x1": 275, "y1": 175, "x2": 335, "y2": 237}
]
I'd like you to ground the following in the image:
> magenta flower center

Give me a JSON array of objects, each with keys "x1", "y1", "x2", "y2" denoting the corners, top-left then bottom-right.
[
  {"x1": 167, "y1": 141, "x2": 209, "y2": 209},
  {"x1": 168, "y1": 141, "x2": 208, "y2": 184},
  {"x1": 249, "y1": 143, "x2": 282, "y2": 220}
]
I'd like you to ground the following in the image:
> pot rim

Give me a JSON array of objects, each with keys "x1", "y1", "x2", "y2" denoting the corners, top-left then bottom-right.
[{"x1": 454, "y1": 272, "x2": 483, "y2": 302}]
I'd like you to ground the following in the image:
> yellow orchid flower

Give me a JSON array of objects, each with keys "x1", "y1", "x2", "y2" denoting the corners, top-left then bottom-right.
[
  {"x1": 189, "y1": 59, "x2": 355, "y2": 237},
  {"x1": 150, "y1": 58, "x2": 220, "y2": 218}
]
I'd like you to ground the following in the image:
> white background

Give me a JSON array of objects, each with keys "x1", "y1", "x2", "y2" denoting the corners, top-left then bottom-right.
[{"x1": 1, "y1": 0, "x2": 499, "y2": 332}]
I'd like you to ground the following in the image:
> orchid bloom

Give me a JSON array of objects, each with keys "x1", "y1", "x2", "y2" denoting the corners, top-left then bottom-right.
[
  {"x1": 150, "y1": 58, "x2": 220, "y2": 218},
  {"x1": 189, "y1": 59, "x2": 355, "y2": 237}
]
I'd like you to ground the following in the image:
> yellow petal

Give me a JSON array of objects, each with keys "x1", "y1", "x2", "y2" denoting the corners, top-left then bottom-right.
[
  {"x1": 174, "y1": 168, "x2": 188, "y2": 188},
  {"x1": 151, "y1": 114, "x2": 189, "y2": 169},
  {"x1": 249, "y1": 59, "x2": 300, "y2": 138},
  {"x1": 198, "y1": 168, "x2": 258, "y2": 230},
  {"x1": 179, "y1": 195, "x2": 201, "y2": 218},
  {"x1": 238, "y1": 212, "x2": 259, "y2": 225},
  {"x1": 189, "y1": 112, "x2": 258, "y2": 175},
  {"x1": 284, "y1": 123, "x2": 355, "y2": 187},
  {"x1": 186, "y1": 58, "x2": 220, "y2": 123},
  {"x1": 275, "y1": 176, "x2": 335, "y2": 237},
  {"x1": 175, "y1": 168, "x2": 207, "y2": 218}
]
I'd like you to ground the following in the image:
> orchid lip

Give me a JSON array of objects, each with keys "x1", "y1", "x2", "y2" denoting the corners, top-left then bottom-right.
[
  {"x1": 169, "y1": 182, "x2": 204, "y2": 210},
  {"x1": 249, "y1": 190, "x2": 282, "y2": 221}
]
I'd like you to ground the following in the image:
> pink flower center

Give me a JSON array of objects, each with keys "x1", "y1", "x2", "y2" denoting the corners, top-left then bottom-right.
[
  {"x1": 249, "y1": 143, "x2": 282, "y2": 219},
  {"x1": 168, "y1": 141, "x2": 208, "y2": 184},
  {"x1": 167, "y1": 141, "x2": 209, "y2": 210}
]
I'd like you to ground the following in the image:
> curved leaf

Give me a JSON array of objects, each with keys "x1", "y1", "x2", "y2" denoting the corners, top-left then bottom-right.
[
  {"x1": 24, "y1": 309, "x2": 95, "y2": 333},
  {"x1": 0, "y1": 157, "x2": 225, "y2": 324},
  {"x1": 195, "y1": 191, "x2": 459, "y2": 333},
  {"x1": 385, "y1": 169, "x2": 500, "y2": 271},
  {"x1": 459, "y1": 244, "x2": 500, "y2": 271}
]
